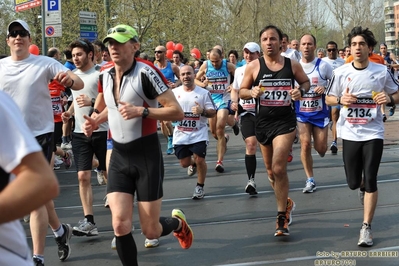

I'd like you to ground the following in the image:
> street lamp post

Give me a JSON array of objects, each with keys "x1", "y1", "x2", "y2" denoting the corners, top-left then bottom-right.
[
  {"x1": 41, "y1": 3, "x2": 47, "y2": 55},
  {"x1": 104, "y1": 0, "x2": 110, "y2": 31}
]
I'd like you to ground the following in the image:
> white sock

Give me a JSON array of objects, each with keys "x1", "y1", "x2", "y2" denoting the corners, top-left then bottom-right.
[{"x1": 53, "y1": 224, "x2": 65, "y2": 237}]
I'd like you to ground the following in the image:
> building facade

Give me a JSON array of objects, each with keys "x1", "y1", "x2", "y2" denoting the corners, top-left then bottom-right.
[{"x1": 385, "y1": 0, "x2": 399, "y2": 52}]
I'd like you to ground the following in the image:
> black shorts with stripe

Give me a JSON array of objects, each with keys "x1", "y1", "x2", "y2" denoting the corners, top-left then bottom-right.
[{"x1": 107, "y1": 133, "x2": 164, "y2": 202}]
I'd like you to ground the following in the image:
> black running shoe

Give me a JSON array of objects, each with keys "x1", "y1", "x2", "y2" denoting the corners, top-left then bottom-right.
[
  {"x1": 55, "y1": 223, "x2": 72, "y2": 261},
  {"x1": 33, "y1": 257, "x2": 44, "y2": 266},
  {"x1": 330, "y1": 141, "x2": 338, "y2": 154},
  {"x1": 274, "y1": 215, "x2": 289, "y2": 236},
  {"x1": 389, "y1": 105, "x2": 396, "y2": 116},
  {"x1": 232, "y1": 122, "x2": 240, "y2": 136}
]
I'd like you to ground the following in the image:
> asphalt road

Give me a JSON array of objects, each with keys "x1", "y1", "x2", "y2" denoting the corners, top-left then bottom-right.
[{"x1": 24, "y1": 125, "x2": 399, "y2": 266}]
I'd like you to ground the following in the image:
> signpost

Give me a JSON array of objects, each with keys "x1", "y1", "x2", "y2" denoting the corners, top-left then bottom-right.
[
  {"x1": 79, "y1": 11, "x2": 98, "y2": 42},
  {"x1": 80, "y1": 25, "x2": 98, "y2": 32},
  {"x1": 45, "y1": 0, "x2": 62, "y2": 38},
  {"x1": 15, "y1": 0, "x2": 41, "y2": 12}
]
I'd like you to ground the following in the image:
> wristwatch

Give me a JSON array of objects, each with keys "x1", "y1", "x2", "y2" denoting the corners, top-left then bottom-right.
[
  {"x1": 142, "y1": 107, "x2": 149, "y2": 118},
  {"x1": 299, "y1": 88, "x2": 305, "y2": 97}
]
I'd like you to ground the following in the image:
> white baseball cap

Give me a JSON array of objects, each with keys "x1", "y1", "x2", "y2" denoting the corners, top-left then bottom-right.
[
  {"x1": 243, "y1": 42, "x2": 260, "y2": 53},
  {"x1": 7, "y1": 19, "x2": 31, "y2": 35}
]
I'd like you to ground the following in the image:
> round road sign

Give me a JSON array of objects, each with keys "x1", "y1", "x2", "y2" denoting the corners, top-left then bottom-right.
[{"x1": 46, "y1": 26, "x2": 55, "y2": 36}]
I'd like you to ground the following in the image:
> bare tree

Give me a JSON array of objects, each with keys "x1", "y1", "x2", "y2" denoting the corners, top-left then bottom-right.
[
  {"x1": 274, "y1": 0, "x2": 308, "y2": 40},
  {"x1": 307, "y1": 0, "x2": 329, "y2": 43},
  {"x1": 0, "y1": 0, "x2": 15, "y2": 54},
  {"x1": 323, "y1": 0, "x2": 348, "y2": 47},
  {"x1": 346, "y1": 0, "x2": 383, "y2": 28}
]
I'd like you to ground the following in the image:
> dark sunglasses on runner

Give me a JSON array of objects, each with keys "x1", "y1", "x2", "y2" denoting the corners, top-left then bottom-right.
[{"x1": 8, "y1": 30, "x2": 29, "y2": 38}]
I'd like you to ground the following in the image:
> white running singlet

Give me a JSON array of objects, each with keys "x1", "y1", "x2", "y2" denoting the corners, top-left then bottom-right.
[{"x1": 327, "y1": 62, "x2": 399, "y2": 141}]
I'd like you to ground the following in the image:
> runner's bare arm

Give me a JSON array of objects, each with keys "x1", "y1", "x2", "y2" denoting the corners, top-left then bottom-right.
[
  {"x1": 150, "y1": 89, "x2": 184, "y2": 121},
  {"x1": 195, "y1": 63, "x2": 208, "y2": 87},
  {"x1": 239, "y1": 60, "x2": 261, "y2": 100}
]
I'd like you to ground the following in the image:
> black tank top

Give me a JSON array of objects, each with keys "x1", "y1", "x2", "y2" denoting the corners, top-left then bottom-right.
[{"x1": 254, "y1": 57, "x2": 296, "y2": 122}]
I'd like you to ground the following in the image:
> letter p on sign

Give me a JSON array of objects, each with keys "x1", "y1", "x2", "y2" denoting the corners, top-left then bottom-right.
[{"x1": 47, "y1": 0, "x2": 59, "y2": 11}]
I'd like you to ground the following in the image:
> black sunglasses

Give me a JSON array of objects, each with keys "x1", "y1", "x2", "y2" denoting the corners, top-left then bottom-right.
[
  {"x1": 8, "y1": 30, "x2": 29, "y2": 38},
  {"x1": 327, "y1": 49, "x2": 337, "y2": 52},
  {"x1": 154, "y1": 51, "x2": 164, "y2": 54}
]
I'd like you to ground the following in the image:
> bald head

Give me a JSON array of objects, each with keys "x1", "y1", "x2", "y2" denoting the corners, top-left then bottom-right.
[
  {"x1": 180, "y1": 64, "x2": 194, "y2": 73},
  {"x1": 154, "y1": 45, "x2": 167, "y2": 61},
  {"x1": 48, "y1": 47, "x2": 61, "y2": 60},
  {"x1": 210, "y1": 48, "x2": 222, "y2": 58},
  {"x1": 180, "y1": 65, "x2": 195, "y2": 88},
  {"x1": 290, "y1": 40, "x2": 299, "y2": 51},
  {"x1": 209, "y1": 48, "x2": 223, "y2": 69},
  {"x1": 213, "y1": 45, "x2": 224, "y2": 57},
  {"x1": 155, "y1": 46, "x2": 166, "y2": 52}
]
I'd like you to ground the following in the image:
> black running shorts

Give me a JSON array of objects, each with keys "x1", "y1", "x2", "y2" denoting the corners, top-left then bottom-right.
[
  {"x1": 240, "y1": 113, "x2": 256, "y2": 140},
  {"x1": 72, "y1": 132, "x2": 107, "y2": 172},
  {"x1": 255, "y1": 117, "x2": 297, "y2": 146},
  {"x1": 107, "y1": 133, "x2": 164, "y2": 202},
  {"x1": 53, "y1": 122, "x2": 63, "y2": 152},
  {"x1": 342, "y1": 138, "x2": 383, "y2": 193},
  {"x1": 36, "y1": 132, "x2": 54, "y2": 163},
  {"x1": 174, "y1": 141, "x2": 207, "y2": 159}
]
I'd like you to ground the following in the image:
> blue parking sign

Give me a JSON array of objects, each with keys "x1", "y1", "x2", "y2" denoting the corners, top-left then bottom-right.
[{"x1": 47, "y1": 0, "x2": 59, "y2": 11}]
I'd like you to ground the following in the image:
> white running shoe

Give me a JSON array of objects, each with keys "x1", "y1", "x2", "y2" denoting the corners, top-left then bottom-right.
[
  {"x1": 95, "y1": 169, "x2": 106, "y2": 185},
  {"x1": 187, "y1": 165, "x2": 197, "y2": 176},
  {"x1": 302, "y1": 179, "x2": 316, "y2": 193},
  {"x1": 192, "y1": 185, "x2": 205, "y2": 199},
  {"x1": 358, "y1": 223, "x2": 373, "y2": 247},
  {"x1": 111, "y1": 237, "x2": 116, "y2": 250},
  {"x1": 72, "y1": 218, "x2": 98, "y2": 236},
  {"x1": 61, "y1": 142, "x2": 72, "y2": 150},
  {"x1": 144, "y1": 238, "x2": 160, "y2": 248},
  {"x1": 54, "y1": 156, "x2": 63, "y2": 166},
  {"x1": 245, "y1": 178, "x2": 258, "y2": 195}
]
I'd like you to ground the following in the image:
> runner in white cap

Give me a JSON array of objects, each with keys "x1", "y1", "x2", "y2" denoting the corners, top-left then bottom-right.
[{"x1": 230, "y1": 42, "x2": 261, "y2": 195}]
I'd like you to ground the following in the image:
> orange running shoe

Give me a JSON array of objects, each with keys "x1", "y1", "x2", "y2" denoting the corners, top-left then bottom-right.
[
  {"x1": 274, "y1": 215, "x2": 289, "y2": 236},
  {"x1": 172, "y1": 209, "x2": 194, "y2": 249},
  {"x1": 286, "y1": 197, "x2": 296, "y2": 225}
]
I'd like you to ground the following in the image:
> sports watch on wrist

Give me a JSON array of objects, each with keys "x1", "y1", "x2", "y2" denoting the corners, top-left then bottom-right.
[{"x1": 142, "y1": 107, "x2": 149, "y2": 118}]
